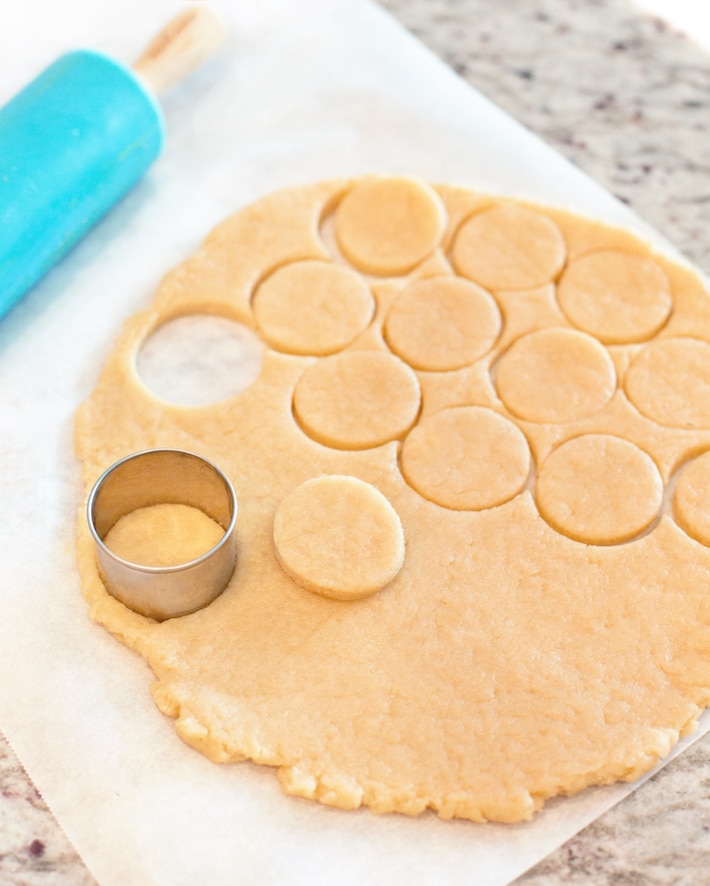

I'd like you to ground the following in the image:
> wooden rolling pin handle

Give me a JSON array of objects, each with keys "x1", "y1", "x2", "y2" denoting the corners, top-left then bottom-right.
[{"x1": 133, "y1": 6, "x2": 227, "y2": 97}]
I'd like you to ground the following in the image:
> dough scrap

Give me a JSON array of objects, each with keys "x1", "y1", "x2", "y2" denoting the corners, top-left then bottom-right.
[{"x1": 75, "y1": 176, "x2": 710, "y2": 824}]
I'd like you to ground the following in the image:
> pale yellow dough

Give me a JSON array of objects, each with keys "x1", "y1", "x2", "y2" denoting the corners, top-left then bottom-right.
[
  {"x1": 401, "y1": 406, "x2": 530, "y2": 510},
  {"x1": 104, "y1": 503, "x2": 225, "y2": 568},
  {"x1": 334, "y1": 175, "x2": 446, "y2": 275},
  {"x1": 75, "y1": 175, "x2": 710, "y2": 825},
  {"x1": 253, "y1": 260, "x2": 374, "y2": 356},
  {"x1": 495, "y1": 327, "x2": 616, "y2": 423},
  {"x1": 625, "y1": 337, "x2": 710, "y2": 429},
  {"x1": 451, "y1": 203, "x2": 566, "y2": 290},
  {"x1": 557, "y1": 249, "x2": 672, "y2": 344},
  {"x1": 293, "y1": 349, "x2": 421, "y2": 450},
  {"x1": 673, "y1": 451, "x2": 710, "y2": 546},
  {"x1": 384, "y1": 276, "x2": 501, "y2": 371},
  {"x1": 273, "y1": 475, "x2": 404, "y2": 600},
  {"x1": 535, "y1": 434, "x2": 663, "y2": 545}
]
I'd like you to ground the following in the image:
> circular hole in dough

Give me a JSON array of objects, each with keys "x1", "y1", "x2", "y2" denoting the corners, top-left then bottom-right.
[
  {"x1": 273, "y1": 475, "x2": 405, "y2": 600},
  {"x1": 293, "y1": 349, "x2": 421, "y2": 450},
  {"x1": 673, "y1": 452, "x2": 710, "y2": 546},
  {"x1": 384, "y1": 276, "x2": 501, "y2": 371},
  {"x1": 400, "y1": 406, "x2": 531, "y2": 510},
  {"x1": 253, "y1": 260, "x2": 374, "y2": 356},
  {"x1": 104, "y1": 503, "x2": 225, "y2": 568},
  {"x1": 334, "y1": 176, "x2": 446, "y2": 276},
  {"x1": 536, "y1": 434, "x2": 663, "y2": 545},
  {"x1": 451, "y1": 204, "x2": 566, "y2": 290},
  {"x1": 557, "y1": 250, "x2": 672, "y2": 345},
  {"x1": 137, "y1": 315, "x2": 264, "y2": 407},
  {"x1": 495, "y1": 327, "x2": 616, "y2": 424},
  {"x1": 625, "y1": 337, "x2": 710, "y2": 429}
]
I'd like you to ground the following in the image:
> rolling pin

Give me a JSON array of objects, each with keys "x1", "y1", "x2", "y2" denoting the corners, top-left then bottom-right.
[{"x1": 0, "y1": 7, "x2": 226, "y2": 320}]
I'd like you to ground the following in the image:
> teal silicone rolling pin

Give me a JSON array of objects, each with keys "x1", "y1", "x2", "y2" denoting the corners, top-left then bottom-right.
[{"x1": 0, "y1": 7, "x2": 225, "y2": 320}]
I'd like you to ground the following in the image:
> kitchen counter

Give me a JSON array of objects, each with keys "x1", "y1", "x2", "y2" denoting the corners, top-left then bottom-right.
[{"x1": 2, "y1": 0, "x2": 709, "y2": 882}]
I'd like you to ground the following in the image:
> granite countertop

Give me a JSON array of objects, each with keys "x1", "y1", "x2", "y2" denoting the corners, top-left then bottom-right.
[{"x1": 2, "y1": 0, "x2": 710, "y2": 882}]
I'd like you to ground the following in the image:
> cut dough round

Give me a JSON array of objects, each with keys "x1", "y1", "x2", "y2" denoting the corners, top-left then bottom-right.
[
  {"x1": 253, "y1": 260, "x2": 374, "y2": 356},
  {"x1": 273, "y1": 475, "x2": 404, "y2": 600},
  {"x1": 334, "y1": 176, "x2": 446, "y2": 276},
  {"x1": 75, "y1": 177, "x2": 710, "y2": 825},
  {"x1": 536, "y1": 434, "x2": 663, "y2": 544},
  {"x1": 451, "y1": 204, "x2": 566, "y2": 290},
  {"x1": 674, "y1": 452, "x2": 710, "y2": 546},
  {"x1": 496, "y1": 327, "x2": 616, "y2": 423},
  {"x1": 557, "y1": 250, "x2": 672, "y2": 344},
  {"x1": 625, "y1": 337, "x2": 710, "y2": 429},
  {"x1": 104, "y1": 503, "x2": 225, "y2": 568},
  {"x1": 401, "y1": 406, "x2": 530, "y2": 510},
  {"x1": 384, "y1": 276, "x2": 501, "y2": 371},
  {"x1": 293, "y1": 349, "x2": 421, "y2": 450}
]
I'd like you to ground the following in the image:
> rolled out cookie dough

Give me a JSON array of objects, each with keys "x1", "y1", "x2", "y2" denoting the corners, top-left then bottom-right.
[{"x1": 75, "y1": 174, "x2": 710, "y2": 824}]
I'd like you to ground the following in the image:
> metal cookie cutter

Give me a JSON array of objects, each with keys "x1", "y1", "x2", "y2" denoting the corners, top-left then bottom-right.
[{"x1": 87, "y1": 449, "x2": 237, "y2": 621}]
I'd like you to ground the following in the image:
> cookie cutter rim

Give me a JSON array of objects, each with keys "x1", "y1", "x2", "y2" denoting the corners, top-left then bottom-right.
[{"x1": 86, "y1": 448, "x2": 238, "y2": 621}]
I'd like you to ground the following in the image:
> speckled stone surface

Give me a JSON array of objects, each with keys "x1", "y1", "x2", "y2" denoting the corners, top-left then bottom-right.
[
  {"x1": 380, "y1": 0, "x2": 710, "y2": 277},
  {"x1": 0, "y1": 735, "x2": 96, "y2": 885},
  {"x1": 2, "y1": 0, "x2": 710, "y2": 883}
]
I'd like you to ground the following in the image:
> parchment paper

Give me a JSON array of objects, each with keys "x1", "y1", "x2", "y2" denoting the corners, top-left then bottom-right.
[{"x1": 1, "y1": 1, "x2": 708, "y2": 884}]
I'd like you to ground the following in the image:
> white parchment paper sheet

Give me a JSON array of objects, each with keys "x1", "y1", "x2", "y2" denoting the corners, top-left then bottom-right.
[{"x1": 1, "y1": 1, "x2": 708, "y2": 884}]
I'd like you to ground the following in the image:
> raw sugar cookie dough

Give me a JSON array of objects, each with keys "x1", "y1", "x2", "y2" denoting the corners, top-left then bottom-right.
[{"x1": 75, "y1": 174, "x2": 710, "y2": 824}]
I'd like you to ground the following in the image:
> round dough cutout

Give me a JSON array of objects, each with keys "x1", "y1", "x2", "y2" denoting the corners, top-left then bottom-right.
[
  {"x1": 104, "y1": 503, "x2": 225, "y2": 568},
  {"x1": 384, "y1": 276, "x2": 501, "y2": 371},
  {"x1": 273, "y1": 475, "x2": 405, "y2": 600},
  {"x1": 401, "y1": 406, "x2": 531, "y2": 510},
  {"x1": 536, "y1": 434, "x2": 663, "y2": 545},
  {"x1": 253, "y1": 260, "x2": 374, "y2": 356},
  {"x1": 674, "y1": 452, "x2": 710, "y2": 546},
  {"x1": 293, "y1": 349, "x2": 421, "y2": 450},
  {"x1": 557, "y1": 250, "x2": 672, "y2": 344},
  {"x1": 625, "y1": 337, "x2": 710, "y2": 429},
  {"x1": 496, "y1": 327, "x2": 616, "y2": 423},
  {"x1": 334, "y1": 176, "x2": 446, "y2": 276},
  {"x1": 137, "y1": 314, "x2": 264, "y2": 406},
  {"x1": 451, "y1": 204, "x2": 566, "y2": 290}
]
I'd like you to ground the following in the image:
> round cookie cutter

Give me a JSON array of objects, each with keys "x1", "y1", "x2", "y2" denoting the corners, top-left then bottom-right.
[{"x1": 87, "y1": 449, "x2": 237, "y2": 621}]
